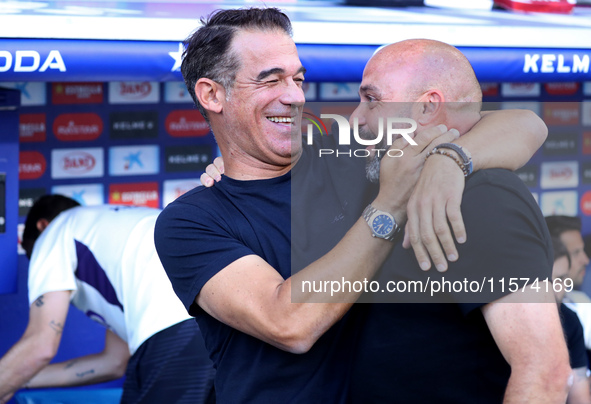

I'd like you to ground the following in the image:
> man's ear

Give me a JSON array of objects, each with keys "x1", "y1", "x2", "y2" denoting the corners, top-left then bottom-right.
[
  {"x1": 195, "y1": 78, "x2": 225, "y2": 115},
  {"x1": 36, "y1": 218, "x2": 50, "y2": 233},
  {"x1": 415, "y1": 90, "x2": 445, "y2": 126}
]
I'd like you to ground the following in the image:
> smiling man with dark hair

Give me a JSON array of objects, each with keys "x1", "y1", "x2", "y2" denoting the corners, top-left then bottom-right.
[{"x1": 156, "y1": 8, "x2": 453, "y2": 402}]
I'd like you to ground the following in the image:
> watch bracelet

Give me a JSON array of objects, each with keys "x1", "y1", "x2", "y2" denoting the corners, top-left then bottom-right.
[
  {"x1": 432, "y1": 142, "x2": 473, "y2": 176},
  {"x1": 436, "y1": 143, "x2": 471, "y2": 163},
  {"x1": 425, "y1": 148, "x2": 469, "y2": 176},
  {"x1": 363, "y1": 204, "x2": 378, "y2": 222}
]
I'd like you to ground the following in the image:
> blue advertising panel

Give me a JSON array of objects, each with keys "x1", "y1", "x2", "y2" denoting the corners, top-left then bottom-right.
[
  {"x1": 0, "y1": 88, "x2": 20, "y2": 294},
  {"x1": 1, "y1": 39, "x2": 590, "y2": 83}
]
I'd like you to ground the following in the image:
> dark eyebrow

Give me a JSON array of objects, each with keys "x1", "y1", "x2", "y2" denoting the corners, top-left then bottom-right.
[
  {"x1": 359, "y1": 84, "x2": 381, "y2": 97},
  {"x1": 256, "y1": 66, "x2": 307, "y2": 81}
]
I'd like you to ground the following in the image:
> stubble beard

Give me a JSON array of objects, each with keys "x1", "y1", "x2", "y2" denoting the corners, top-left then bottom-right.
[{"x1": 360, "y1": 125, "x2": 387, "y2": 184}]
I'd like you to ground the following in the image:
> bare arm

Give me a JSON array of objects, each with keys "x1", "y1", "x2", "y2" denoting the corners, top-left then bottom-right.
[
  {"x1": 192, "y1": 126, "x2": 459, "y2": 354},
  {"x1": 404, "y1": 109, "x2": 548, "y2": 271},
  {"x1": 0, "y1": 291, "x2": 70, "y2": 403},
  {"x1": 459, "y1": 108, "x2": 547, "y2": 172},
  {"x1": 482, "y1": 288, "x2": 571, "y2": 403},
  {"x1": 25, "y1": 329, "x2": 130, "y2": 388}
]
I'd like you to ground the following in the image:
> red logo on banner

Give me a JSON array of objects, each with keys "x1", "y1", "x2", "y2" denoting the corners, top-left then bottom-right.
[
  {"x1": 165, "y1": 110, "x2": 210, "y2": 137},
  {"x1": 53, "y1": 113, "x2": 103, "y2": 141},
  {"x1": 584, "y1": 132, "x2": 591, "y2": 155},
  {"x1": 549, "y1": 167, "x2": 574, "y2": 181},
  {"x1": 61, "y1": 151, "x2": 96, "y2": 173},
  {"x1": 544, "y1": 83, "x2": 580, "y2": 96},
  {"x1": 109, "y1": 182, "x2": 159, "y2": 208},
  {"x1": 548, "y1": 166, "x2": 574, "y2": 181},
  {"x1": 543, "y1": 103, "x2": 579, "y2": 126},
  {"x1": 480, "y1": 83, "x2": 499, "y2": 97},
  {"x1": 119, "y1": 82, "x2": 152, "y2": 99},
  {"x1": 581, "y1": 191, "x2": 591, "y2": 216},
  {"x1": 19, "y1": 113, "x2": 46, "y2": 142},
  {"x1": 52, "y1": 82, "x2": 103, "y2": 104},
  {"x1": 19, "y1": 151, "x2": 46, "y2": 180}
]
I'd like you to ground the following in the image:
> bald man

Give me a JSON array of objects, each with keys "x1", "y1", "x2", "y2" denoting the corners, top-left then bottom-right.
[{"x1": 348, "y1": 39, "x2": 569, "y2": 403}]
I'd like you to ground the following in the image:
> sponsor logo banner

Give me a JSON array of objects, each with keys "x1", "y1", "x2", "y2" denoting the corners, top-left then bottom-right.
[
  {"x1": 544, "y1": 82, "x2": 579, "y2": 96},
  {"x1": 51, "y1": 184, "x2": 104, "y2": 206},
  {"x1": 541, "y1": 191, "x2": 578, "y2": 216},
  {"x1": 53, "y1": 113, "x2": 103, "y2": 141},
  {"x1": 523, "y1": 53, "x2": 588, "y2": 75},
  {"x1": 165, "y1": 145, "x2": 212, "y2": 173},
  {"x1": 582, "y1": 161, "x2": 591, "y2": 184},
  {"x1": 0, "y1": 49, "x2": 66, "y2": 75},
  {"x1": 302, "y1": 82, "x2": 317, "y2": 101},
  {"x1": 51, "y1": 82, "x2": 103, "y2": 104},
  {"x1": 583, "y1": 82, "x2": 591, "y2": 96},
  {"x1": 163, "y1": 179, "x2": 201, "y2": 207},
  {"x1": 165, "y1": 110, "x2": 210, "y2": 137},
  {"x1": 501, "y1": 83, "x2": 541, "y2": 97},
  {"x1": 19, "y1": 151, "x2": 46, "y2": 180},
  {"x1": 581, "y1": 191, "x2": 591, "y2": 216},
  {"x1": 542, "y1": 102, "x2": 580, "y2": 126},
  {"x1": 18, "y1": 223, "x2": 26, "y2": 255},
  {"x1": 108, "y1": 81, "x2": 159, "y2": 104},
  {"x1": 582, "y1": 101, "x2": 591, "y2": 127},
  {"x1": 109, "y1": 145, "x2": 160, "y2": 176},
  {"x1": 319, "y1": 83, "x2": 361, "y2": 101},
  {"x1": 51, "y1": 147, "x2": 104, "y2": 179},
  {"x1": 19, "y1": 113, "x2": 46, "y2": 142},
  {"x1": 480, "y1": 83, "x2": 499, "y2": 97},
  {"x1": 18, "y1": 187, "x2": 46, "y2": 217},
  {"x1": 514, "y1": 165, "x2": 538, "y2": 187},
  {"x1": 0, "y1": 82, "x2": 46, "y2": 106},
  {"x1": 540, "y1": 161, "x2": 579, "y2": 189},
  {"x1": 110, "y1": 110, "x2": 158, "y2": 139},
  {"x1": 583, "y1": 132, "x2": 591, "y2": 155},
  {"x1": 109, "y1": 182, "x2": 159, "y2": 208},
  {"x1": 542, "y1": 131, "x2": 578, "y2": 156},
  {"x1": 164, "y1": 81, "x2": 192, "y2": 103}
]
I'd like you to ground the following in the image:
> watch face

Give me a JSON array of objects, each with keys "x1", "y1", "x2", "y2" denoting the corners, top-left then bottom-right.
[{"x1": 372, "y1": 214, "x2": 394, "y2": 237}]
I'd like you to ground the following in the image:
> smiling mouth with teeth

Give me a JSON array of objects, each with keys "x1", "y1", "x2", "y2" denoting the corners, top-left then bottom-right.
[{"x1": 267, "y1": 117, "x2": 293, "y2": 123}]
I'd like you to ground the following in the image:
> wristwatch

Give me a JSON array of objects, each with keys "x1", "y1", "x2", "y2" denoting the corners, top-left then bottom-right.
[{"x1": 363, "y1": 204, "x2": 401, "y2": 242}]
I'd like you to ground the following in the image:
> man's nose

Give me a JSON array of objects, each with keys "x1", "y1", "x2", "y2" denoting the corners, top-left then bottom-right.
[
  {"x1": 349, "y1": 104, "x2": 366, "y2": 127},
  {"x1": 281, "y1": 80, "x2": 306, "y2": 105}
]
